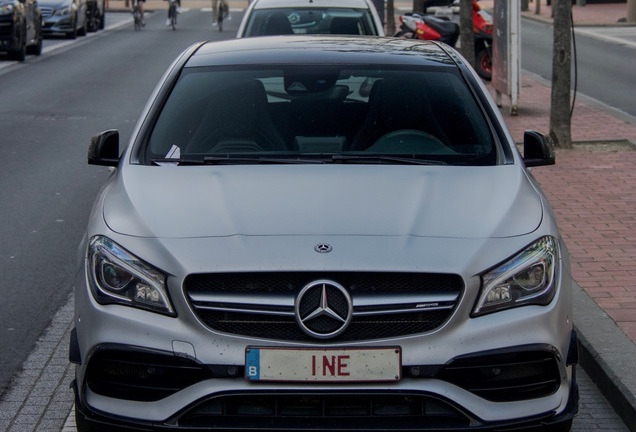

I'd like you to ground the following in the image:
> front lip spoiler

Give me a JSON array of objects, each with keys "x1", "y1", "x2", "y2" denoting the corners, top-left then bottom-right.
[{"x1": 71, "y1": 378, "x2": 579, "y2": 432}]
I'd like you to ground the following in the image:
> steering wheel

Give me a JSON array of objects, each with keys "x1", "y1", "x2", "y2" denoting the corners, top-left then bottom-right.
[{"x1": 366, "y1": 129, "x2": 456, "y2": 155}]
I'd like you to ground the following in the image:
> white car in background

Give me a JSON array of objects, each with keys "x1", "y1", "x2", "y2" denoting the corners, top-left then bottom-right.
[{"x1": 236, "y1": 0, "x2": 385, "y2": 37}]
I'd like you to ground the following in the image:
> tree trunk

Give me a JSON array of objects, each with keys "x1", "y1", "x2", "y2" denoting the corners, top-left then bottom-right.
[
  {"x1": 521, "y1": 0, "x2": 529, "y2": 11},
  {"x1": 387, "y1": 0, "x2": 396, "y2": 36},
  {"x1": 535, "y1": 0, "x2": 541, "y2": 15},
  {"x1": 459, "y1": 0, "x2": 474, "y2": 68},
  {"x1": 549, "y1": 0, "x2": 573, "y2": 149},
  {"x1": 628, "y1": 0, "x2": 636, "y2": 23}
]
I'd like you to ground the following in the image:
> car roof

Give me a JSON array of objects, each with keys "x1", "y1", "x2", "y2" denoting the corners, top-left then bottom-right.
[
  {"x1": 250, "y1": 0, "x2": 375, "y2": 9},
  {"x1": 186, "y1": 36, "x2": 460, "y2": 69}
]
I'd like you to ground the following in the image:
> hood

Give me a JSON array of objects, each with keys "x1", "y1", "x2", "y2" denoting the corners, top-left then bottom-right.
[
  {"x1": 37, "y1": 0, "x2": 72, "y2": 8},
  {"x1": 103, "y1": 164, "x2": 543, "y2": 239}
]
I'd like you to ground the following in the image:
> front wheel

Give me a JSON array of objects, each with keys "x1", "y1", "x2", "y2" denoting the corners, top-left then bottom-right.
[
  {"x1": 66, "y1": 16, "x2": 78, "y2": 39},
  {"x1": 475, "y1": 46, "x2": 492, "y2": 81},
  {"x1": 10, "y1": 24, "x2": 26, "y2": 61},
  {"x1": 86, "y1": 1, "x2": 98, "y2": 32},
  {"x1": 26, "y1": 30, "x2": 42, "y2": 56}
]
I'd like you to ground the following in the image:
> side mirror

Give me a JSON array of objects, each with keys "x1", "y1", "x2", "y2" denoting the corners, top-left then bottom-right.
[
  {"x1": 88, "y1": 130, "x2": 120, "y2": 167},
  {"x1": 522, "y1": 130, "x2": 555, "y2": 167}
]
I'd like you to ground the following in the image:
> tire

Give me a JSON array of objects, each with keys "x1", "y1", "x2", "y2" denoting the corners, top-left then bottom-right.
[
  {"x1": 29, "y1": 21, "x2": 43, "y2": 56},
  {"x1": 10, "y1": 24, "x2": 27, "y2": 62},
  {"x1": 87, "y1": 13, "x2": 98, "y2": 32},
  {"x1": 475, "y1": 46, "x2": 492, "y2": 81},
  {"x1": 99, "y1": 4, "x2": 105, "y2": 30},
  {"x1": 78, "y1": 19, "x2": 87, "y2": 36},
  {"x1": 545, "y1": 419, "x2": 573, "y2": 432},
  {"x1": 26, "y1": 33, "x2": 42, "y2": 56},
  {"x1": 66, "y1": 17, "x2": 78, "y2": 39}
]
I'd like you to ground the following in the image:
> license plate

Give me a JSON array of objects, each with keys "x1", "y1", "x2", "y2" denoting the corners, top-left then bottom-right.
[{"x1": 245, "y1": 347, "x2": 401, "y2": 382}]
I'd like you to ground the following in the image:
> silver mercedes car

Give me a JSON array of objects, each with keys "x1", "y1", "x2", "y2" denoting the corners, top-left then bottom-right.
[{"x1": 70, "y1": 36, "x2": 579, "y2": 431}]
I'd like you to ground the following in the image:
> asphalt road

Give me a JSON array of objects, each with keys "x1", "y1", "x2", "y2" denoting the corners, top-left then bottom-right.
[
  {"x1": 521, "y1": 18, "x2": 636, "y2": 118},
  {"x1": 0, "y1": 9, "x2": 632, "y2": 431},
  {"x1": 0, "y1": 8, "x2": 235, "y2": 395}
]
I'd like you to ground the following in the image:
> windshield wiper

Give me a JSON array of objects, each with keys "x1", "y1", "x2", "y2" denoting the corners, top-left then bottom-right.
[
  {"x1": 331, "y1": 155, "x2": 447, "y2": 165},
  {"x1": 152, "y1": 155, "x2": 447, "y2": 166},
  {"x1": 203, "y1": 156, "x2": 326, "y2": 165},
  {"x1": 151, "y1": 158, "x2": 204, "y2": 166}
]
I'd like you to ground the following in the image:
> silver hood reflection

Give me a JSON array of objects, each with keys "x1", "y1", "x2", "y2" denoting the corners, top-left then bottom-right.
[{"x1": 103, "y1": 164, "x2": 543, "y2": 240}]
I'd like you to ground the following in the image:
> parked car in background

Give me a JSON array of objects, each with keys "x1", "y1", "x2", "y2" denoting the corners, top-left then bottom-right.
[
  {"x1": 72, "y1": 36, "x2": 578, "y2": 432},
  {"x1": 236, "y1": 0, "x2": 385, "y2": 37},
  {"x1": 39, "y1": 0, "x2": 87, "y2": 39},
  {"x1": 0, "y1": 0, "x2": 42, "y2": 61}
]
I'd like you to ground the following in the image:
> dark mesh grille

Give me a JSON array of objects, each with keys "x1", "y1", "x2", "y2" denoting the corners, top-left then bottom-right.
[
  {"x1": 186, "y1": 272, "x2": 461, "y2": 295},
  {"x1": 178, "y1": 392, "x2": 471, "y2": 429},
  {"x1": 185, "y1": 272, "x2": 462, "y2": 342}
]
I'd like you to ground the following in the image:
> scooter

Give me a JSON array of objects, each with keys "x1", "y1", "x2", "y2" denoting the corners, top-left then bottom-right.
[
  {"x1": 472, "y1": 0, "x2": 493, "y2": 81},
  {"x1": 395, "y1": 0, "x2": 493, "y2": 81}
]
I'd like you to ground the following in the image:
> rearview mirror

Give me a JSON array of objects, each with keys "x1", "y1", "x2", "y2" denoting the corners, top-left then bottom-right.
[
  {"x1": 522, "y1": 130, "x2": 555, "y2": 167},
  {"x1": 88, "y1": 130, "x2": 120, "y2": 167}
]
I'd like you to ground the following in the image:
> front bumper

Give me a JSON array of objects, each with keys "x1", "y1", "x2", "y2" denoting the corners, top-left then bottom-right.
[
  {"x1": 73, "y1": 378, "x2": 579, "y2": 432},
  {"x1": 71, "y1": 335, "x2": 579, "y2": 431},
  {"x1": 41, "y1": 16, "x2": 73, "y2": 35},
  {"x1": 0, "y1": 16, "x2": 19, "y2": 51}
]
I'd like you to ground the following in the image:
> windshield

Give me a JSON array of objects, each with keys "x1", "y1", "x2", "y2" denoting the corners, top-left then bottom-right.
[
  {"x1": 143, "y1": 66, "x2": 497, "y2": 166},
  {"x1": 244, "y1": 8, "x2": 378, "y2": 36}
]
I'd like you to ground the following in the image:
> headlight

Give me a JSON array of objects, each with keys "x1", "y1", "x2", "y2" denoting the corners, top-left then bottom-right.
[
  {"x1": 87, "y1": 236, "x2": 175, "y2": 316},
  {"x1": 472, "y1": 236, "x2": 559, "y2": 317},
  {"x1": 0, "y1": 4, "x2": 14, "y2": 14},
  {"x1": 54, "y1": 6, "x2": 72, "y2": 16}
]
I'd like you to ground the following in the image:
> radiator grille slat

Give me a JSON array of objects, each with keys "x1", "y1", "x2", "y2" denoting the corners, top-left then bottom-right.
[{"x1": 185, "y1": 272, "x2": 463, "y2": 341}]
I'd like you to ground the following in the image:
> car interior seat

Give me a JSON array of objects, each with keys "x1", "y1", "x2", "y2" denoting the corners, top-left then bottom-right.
[
  {"x1": 187, "y1": 79, "x2": 288, "y2": 154},
  {"x1": 349, "y1": 78, "x2": 426, "y2": 150},
  {"x1": 329, "y1": 17, "x2": 361, "y2": 35},
  {"x1": 261, "y1": 12, "x2": 293, "y2": 35}
]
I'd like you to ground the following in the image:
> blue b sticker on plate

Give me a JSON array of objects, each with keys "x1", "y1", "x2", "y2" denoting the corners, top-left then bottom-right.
[{"x1": 245, "y1": 347, "x2": 261, "y2": 380}]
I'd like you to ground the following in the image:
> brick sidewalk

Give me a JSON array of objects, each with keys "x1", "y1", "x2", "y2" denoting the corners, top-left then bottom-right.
[
  {"x1": 486, "y1": 74, "x2": 636, "y2": 144},
  {"x1": 485, "y1": 69, "x2": 636, "y2": 342},
  {"x1": 534, "y1": 149, "x2": 636, "y2": 342}
]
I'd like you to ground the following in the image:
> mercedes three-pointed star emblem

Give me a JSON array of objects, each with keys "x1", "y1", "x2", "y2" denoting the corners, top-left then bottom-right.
[{"x1": 294, "y1": 280, "x2": 353, "y2": 339}]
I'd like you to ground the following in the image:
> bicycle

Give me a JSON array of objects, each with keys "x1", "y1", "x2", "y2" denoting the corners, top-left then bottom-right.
[
  {"x1": 167, "y1": 0, "x2": 178, "y2": 30},
  {"x1": 132, "y1": 0, "x2": 143, "y2": 30}
]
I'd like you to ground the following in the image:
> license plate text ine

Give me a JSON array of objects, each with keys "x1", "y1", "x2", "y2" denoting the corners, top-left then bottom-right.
[{"x1": 245, "y1": 347, "x2": 402, "y2": 382}]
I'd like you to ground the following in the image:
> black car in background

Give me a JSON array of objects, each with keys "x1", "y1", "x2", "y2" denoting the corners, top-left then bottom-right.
[{"x1": 0, "y1": 0, "x2": 42, "y2": 61}]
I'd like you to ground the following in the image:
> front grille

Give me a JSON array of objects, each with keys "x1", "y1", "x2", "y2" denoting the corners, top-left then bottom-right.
[
  {"x1": 177, "y1": 392, "x2": 472, "y2": 429},
  {"x1": 39, "y1": 7, "x2": 54, "y2": 18},
  {"x1": 185, "y1": 272, "x2": 463, "y2": 342}
]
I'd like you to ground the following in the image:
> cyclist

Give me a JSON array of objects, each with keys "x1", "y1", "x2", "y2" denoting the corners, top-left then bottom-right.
[
  {"x1": 211, "y1": 0, "x2": 218, "y2": 26},
  {"x1": 166, "y1": 0, "x2": 181, "y2": 26},
  {"x1": 134, "y1": 0, "x2": 146, "y2": 26},
  {"x1": 215, "y1": 0, "x2": 229, "y2": 30}
]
